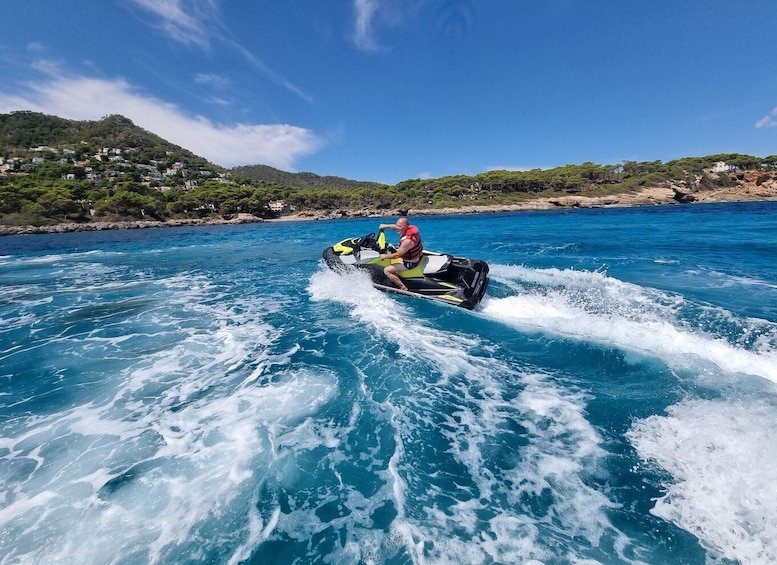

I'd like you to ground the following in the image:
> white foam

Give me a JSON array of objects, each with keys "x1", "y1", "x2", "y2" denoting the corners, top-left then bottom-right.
[
  {"x1": 309, "y1": 264, "x2": 396, "y2": 319},
  {"x1": 483, "y1": 264, "x2": 777, "y2": 383},
  {"x1": 308, "y1": 265, "x2": 634, "y2": 561},
  {"x1": 628, "y1": 397, "x2": 777, "y2": 563},
  {"x1": 0, "y1": 262, "x2": 348, "y2": 564},
  {"x1": 0, "y1": 364, "x2": 340, "y2": 564},
  {"x1": 707, "y1": 269, "x2": 777, "y2": 291},
  {"x1": 10, "y1": 250, "x2": 105, "y2": 263}
]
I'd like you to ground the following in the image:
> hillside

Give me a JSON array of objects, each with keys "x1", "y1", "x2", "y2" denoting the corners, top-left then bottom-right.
[
  {"x1": 0, "y1": 112, "x2": 388, "y2": 229},
  {"x1": 0, "y1": 112, "x2": 383, "y2": 191},
  {"x1": 231, "y1": 164, "x2": 385, "y2": 190},
  {"x1": 0, "y1": 111, "x2": 207, "y2": 166}
]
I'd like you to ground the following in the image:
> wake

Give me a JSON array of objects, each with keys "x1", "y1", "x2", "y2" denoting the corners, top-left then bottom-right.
[{"x1": 482, "y1": 264, "x2": 777, "y2": 383}]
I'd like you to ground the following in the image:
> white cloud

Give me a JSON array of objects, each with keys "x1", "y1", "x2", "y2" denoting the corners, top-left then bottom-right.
[
  {"x1": 0, "y1": 70, "x2": 323, "y2": 170},
  {"x1": 129, "y1": 0, "x2": 217, "y2": 48},
  {"x1": 756, "y1": 106, "x2": 777, "y2": 128},
  {"x1": 227, "y1": 40, "x2": 313, "y2": 104},
  {"x1": 194, "y1": 73, "x2": 229, "y2": 88},
  {"x1": 128, "y1": 0, "x2": 311, "y2": 103},
  {"x1": 353, "y1": 0, "x2": 382, "y2": 51},
  {"x1": 351, "y1": 0, "x2": 437, "y2": 52},
  {"x1": 26, "y1": 42, "x2": 45, "y2": 53},
  {"x1": 208, "y1": 97, "x2": 231, "y2": 106}
]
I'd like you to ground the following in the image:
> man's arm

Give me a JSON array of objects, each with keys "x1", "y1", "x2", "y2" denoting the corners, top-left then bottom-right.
[{"x1": 380, "y1": 239, "x2": 411, "y2": 260}]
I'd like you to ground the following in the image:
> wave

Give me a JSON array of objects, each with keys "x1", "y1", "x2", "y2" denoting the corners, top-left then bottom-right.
[{"x1": 482, "y1": 264, "x2": 777, "y2": 383}]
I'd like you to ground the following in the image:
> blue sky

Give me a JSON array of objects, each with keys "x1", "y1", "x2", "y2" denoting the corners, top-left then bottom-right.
[{"x1": 1, "y1": 1, "x2": 775, "y2": 184}]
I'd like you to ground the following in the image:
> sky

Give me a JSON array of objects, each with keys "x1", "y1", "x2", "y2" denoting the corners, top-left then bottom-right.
[{"x1": 1, "y1": 0, "x2": 775, "y2": 185}]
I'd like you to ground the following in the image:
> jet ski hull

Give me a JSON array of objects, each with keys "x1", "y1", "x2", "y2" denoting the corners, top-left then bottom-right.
[{"x1": 322, "y1": 233, "x2": 489, "y2": 310}]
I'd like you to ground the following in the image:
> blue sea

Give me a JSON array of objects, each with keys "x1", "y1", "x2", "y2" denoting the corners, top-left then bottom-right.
[{"x1": 1, "y1": 201, "x2": 776, "y2": 564}]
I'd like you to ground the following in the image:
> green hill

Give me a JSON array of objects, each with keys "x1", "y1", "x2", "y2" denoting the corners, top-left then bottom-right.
[
  {"x1": 1, "y1": 111, "x2": 382, "y2": 190},
  {"x1": 0, "y1": 111, "x2": 208, "y2": 167},
  {"x1": 231, "y1": 163, "x2": 385, "y2": 190}
]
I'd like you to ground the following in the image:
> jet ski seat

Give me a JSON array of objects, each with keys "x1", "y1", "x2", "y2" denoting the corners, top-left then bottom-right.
[
  {"x1": 396, "y1": 254, "x2": 452, "y2": 279},
  {"x1": 421, "y1": 253, "x2": 451, "y2": 276}
]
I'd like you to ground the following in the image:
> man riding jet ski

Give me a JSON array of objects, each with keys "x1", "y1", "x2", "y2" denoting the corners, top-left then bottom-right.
[
  {"x1": 375, "y1": 217, "x2": 424, "y2": 292},
  {"x1": 322, "y1": 217, "x2": 489, "y2": 310}
]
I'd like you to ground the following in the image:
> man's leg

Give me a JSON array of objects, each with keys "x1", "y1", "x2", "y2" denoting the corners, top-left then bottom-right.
[{"x1": 384, "y1": 263, "x2": 408, "y2": 291}]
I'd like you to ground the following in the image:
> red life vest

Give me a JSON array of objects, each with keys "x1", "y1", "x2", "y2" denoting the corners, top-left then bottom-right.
[{"x1": 400, "y1": 225, "x2": 423, "y2": 263}]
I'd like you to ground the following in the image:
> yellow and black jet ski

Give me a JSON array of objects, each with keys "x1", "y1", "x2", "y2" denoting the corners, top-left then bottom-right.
[{"x1": 322, "y1": 231, "x2": 489, "y2": 310}]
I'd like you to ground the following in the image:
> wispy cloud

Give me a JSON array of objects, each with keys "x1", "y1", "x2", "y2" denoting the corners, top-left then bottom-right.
[
  {"x1": 227, "y1": 40, "x2": 314, "y2": 104},
  {"x1": 756, "y1": 106, "x2": 777, "y2": 128},
  {"x1": 129, "y1": 0, "x2": 218, "y2": 49},
  {"x1": 488, "y1": 165, "x2": 533, "y2": 172},
  {"x1": 194, "y1": 72, "x2": 229, "y2": 88},
  {"x1": 350, "y1": 0, "x2": 412, "y2": 52},
  {"x1": 26, "y1": 42, "x2": 46, "y2": 53},
  {"x1": 128, "y1": 0, "x2": 311, "y2": 102},
  {"x1": 353, "y1": 0, "x2": 382, "y2": 51},
  {"x1": 208, "y1": 97, "x2": 231, "y2": 106},
  {"x1": 351, "y1": 0, "x2": 474, "y2": 51},
  {"x1": 0, "y1": 66, "x2": 323, "y2": 169}
]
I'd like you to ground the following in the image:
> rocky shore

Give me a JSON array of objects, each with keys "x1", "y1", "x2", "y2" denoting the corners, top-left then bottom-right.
[
  {"x1": 2, "y1": 171, "x2": 775, "y2": 236},
  {"x1": 0, "y1": 213, "x2": 265, "y2": 236}
]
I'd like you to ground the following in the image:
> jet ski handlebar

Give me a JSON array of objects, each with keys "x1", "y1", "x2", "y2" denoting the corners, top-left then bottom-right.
[
  {"x1": 356, "y1": 232, "x2": 395, "y2": 254},
  {"x1": 357, "y1": 232, "x2": 377, "y2": 250}
]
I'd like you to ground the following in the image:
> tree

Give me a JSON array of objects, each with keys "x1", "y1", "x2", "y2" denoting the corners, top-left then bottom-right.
[
  {"x1": 95, "y1": 190, "x2": 161, "y2": 218},
  {"x1": 37, "y1": 186, "x2": 80, "y2": 218}
]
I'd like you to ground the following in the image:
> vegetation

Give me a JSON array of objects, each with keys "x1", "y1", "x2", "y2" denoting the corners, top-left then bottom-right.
[
  {"x1": 232, "y1": 164, "x2": 385, "y2": 191},
  {"x1": 1, "y1": 111, "x2": 775, "y2": 227}
]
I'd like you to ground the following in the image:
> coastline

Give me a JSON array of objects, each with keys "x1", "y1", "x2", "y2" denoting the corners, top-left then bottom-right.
[
  {"x1": 2, "y1": 173, "x2": 776, "y2": 236},
  {"x1": 0, "y1": 214, "x2": 268, "y2": 237},
  {"x1": 277, "y1": 174, "x2": 777, "y2": 221}
]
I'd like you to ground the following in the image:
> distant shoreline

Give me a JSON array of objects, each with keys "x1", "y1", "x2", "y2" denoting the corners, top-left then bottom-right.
[{"x1": 2, "y1": 179, "x2": 776, "y2": 237}]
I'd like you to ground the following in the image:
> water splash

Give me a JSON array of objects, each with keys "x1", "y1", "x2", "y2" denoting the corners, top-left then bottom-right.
[
  {"x1": 482, "y1": 264, "x2": 777, "y2": 383},
  {"x1": 629, "y1": 396, "x2": 777, "y2": 563}
]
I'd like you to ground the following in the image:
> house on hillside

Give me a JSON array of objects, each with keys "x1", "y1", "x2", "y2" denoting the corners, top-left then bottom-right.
[
  {"x1": 708, "y1": 161, "x2": 737, "y2": 173},
  {"x1": 136, "y1": 163, "x2": 163, "y2": 181},
  {"x1": 269, "y1": 200, "x2": 294, "y2": 213}
]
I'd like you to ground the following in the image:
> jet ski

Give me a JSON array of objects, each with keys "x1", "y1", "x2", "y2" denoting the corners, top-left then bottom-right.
[{"x1": 322, "y1": 231, "x2": 489, "y2": 310}]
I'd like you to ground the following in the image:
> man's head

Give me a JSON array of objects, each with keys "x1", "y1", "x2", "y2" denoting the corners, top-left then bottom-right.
[{"x1": 397, "y1": 217, "x2": 409, "y2": 234}]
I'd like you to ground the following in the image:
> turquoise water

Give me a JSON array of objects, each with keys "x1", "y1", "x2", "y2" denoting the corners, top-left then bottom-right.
[{"x1": 1, "y1": 202, "x2": 776, "y2": 564}]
